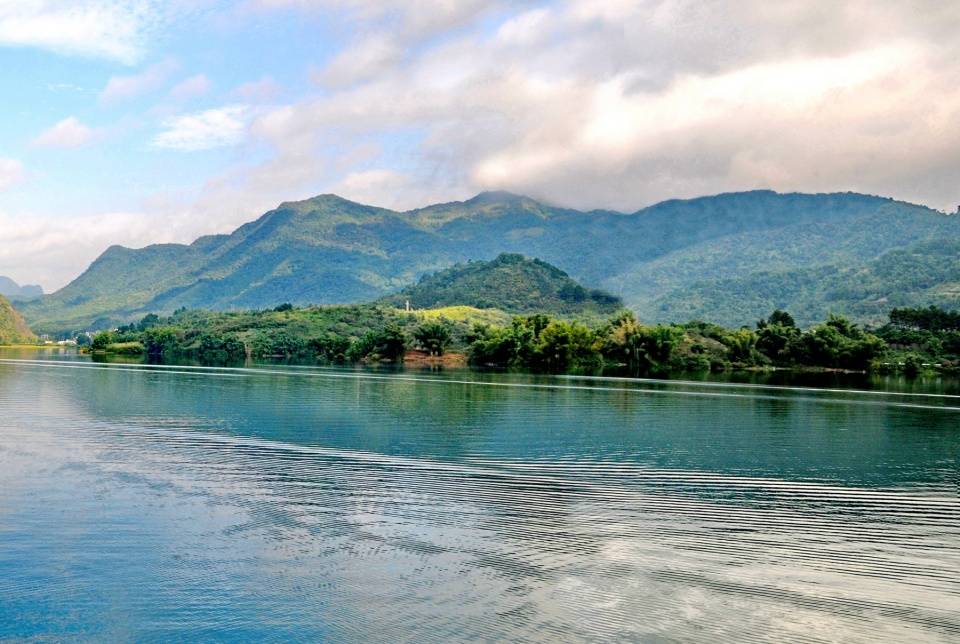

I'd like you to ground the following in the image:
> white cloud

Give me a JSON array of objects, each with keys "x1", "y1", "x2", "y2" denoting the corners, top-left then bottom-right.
[
  {"x1": 0, "y1": 158, "x2": 23, "y2": 190},
  {"x1": 12, "y1": 0, "x2": 960, "y2": 290},
  {"x1": 33, "y1": 116, "x2": 98, "y2": 148},
  {"x1": 0, "y1": 209, "x2": 158, "y2": 291},
  {"x1": 313, "y1": 33, "x2": 402, "y2": 88},
  {"x1": 329, "y1": 169, "x2": 450, "y2": 210},
  {"x1": 234, "y1": 0, "x2": 960, "y2": 212},
  {"x1": 152, "y1": 105, "x2": 250, "y2": 151},
  {"x1": 232, "y1": 76, "x2": 282, "y2": 103},
  {"x1": 99, "y1": 58, "x2": 179, "y2": 103},
  {"x1": 0, "y1": 1, "x2": 179, "y2": 64},
  {"x1": 169, "y1": 73, "x2": 211, "y2": 101},
  {"x1": 496, "y1": 8, "x2": 551, "y2": 45}
]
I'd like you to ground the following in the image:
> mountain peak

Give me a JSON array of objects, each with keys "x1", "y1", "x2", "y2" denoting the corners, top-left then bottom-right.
[
  {"x1": 466, "y1": 190, "x2": 526, "y2": 204},
  {"x1": 278, "y1": 193, "x2": 360, "y2": 211},
  {"x1": 0, "y1": 276, "x2": 43, "y2": 301},
  {"x1": 380, "y1": 253, "x2": 622, "y2": 315}
]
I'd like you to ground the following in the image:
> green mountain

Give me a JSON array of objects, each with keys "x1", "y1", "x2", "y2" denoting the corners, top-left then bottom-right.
[
  {"x1": 0, "y1": 296, "x2": 37, "y2": 345},
  {"x1": 20, "y1": 190, "x2": 960, "y2": 333},
  {"x1": 380, "y1": 253, "x2": 623, "y2": 315},
  {"x1": 0, "y1": 276, "x2": 42, "y2": 301},
  {"x1": 656, "y1": 238, "x2": 960, "y2": 327}
]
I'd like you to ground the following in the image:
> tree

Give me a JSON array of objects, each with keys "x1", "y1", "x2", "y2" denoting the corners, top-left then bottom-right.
[
  {"x1": 252, "y1": 331, "x2": 308, "y2": 358},
  {"x1": 766, "y1": 309, "x2": 796, "y2": 328},
  {"x1": 795, "y1": 315, "x2": 885, "y2": 369},
  {"x1": 756, "y1": 321, "x2": 801, "y2": 364},
  {"x1": 309, "y1": 334, "x2": 351, "y2": 363},
  {"x1": 137, "y1": 313, "x2": 161, "y2": 331},
  {"x1": 348, "y1": 324, "x2": 408, "y2": 362},
  {"x1": 467, "y1": 315, "x2": 549, "y2": 367},
  {"x1": 142, "y1": 327, "x2": 179, "y2": 358},
  {"x1": 722, "y1": 328, "x2": 761, "y2": 364},
  {"x1": 91, "y1": 331, "x2": 115, "y2": 351},
  {"x1": 605, "y1": 312, "x2": 645, "y2": 371},
  {"x1": 534, "y1": 320, "x2": 600, "y2": 372},
  {"x1": 601, "y1": 312, "x2": 683, "y2": 373},
  {"x1": 413, "y1": 320, "x2": 452, "y2": 356},
  {"x1": 193, "y1": 333, "x2": 246, "y2": 362}
]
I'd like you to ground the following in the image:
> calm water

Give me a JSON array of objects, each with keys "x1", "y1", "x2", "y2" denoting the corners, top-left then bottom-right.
[{"x1": 0, "y1": 351, "x2": 958, "y2": 642}]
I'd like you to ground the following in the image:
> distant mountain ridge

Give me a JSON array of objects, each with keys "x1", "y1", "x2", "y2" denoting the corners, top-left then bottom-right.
[
  {"x1": 379, "y1": 253, "x2": 623, "y2": 315},
  {"x1": 19, "y1": 189, "x2": 960, "y2": 333},
  {"x1": 0, "y1": 276, "x2": 42, "y2": 301}
]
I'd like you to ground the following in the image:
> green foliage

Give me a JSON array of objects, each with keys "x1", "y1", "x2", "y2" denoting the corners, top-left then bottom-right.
[
  {"x1": 534, "y1": 320, "x2": 600, "y2": 372},
  {"x1": 142, "y1": 326, "x2": 179, "y2": 358},
  {"x1": 77, "y1": 302, "x2": 960, "y2": 378},
  {"x1": 348, "y1": 324, "x2": 408, "y2": 362},
  {"x1": 191, "y1": 333, "x2": 246, "y2": 362},
  {"x1": 889, "y1": 305, "x2": 960, "y2": 331},
  {"x1": 721, "y1": 328, "x2": 762, "y2": 364},
  {"x1": 19, "y1": 190, "x2": 960, "y2": 334},
  {"x1": 251, "y1": 331, "x2": 310, "y2": 359},
  {"x1": 789, "y1": 315, "x2": 886, "y2": 370},
  {"x1": 0, "y1": 295, "x2": 37, "y2": 345},
  {"x1": 756, "y1": 322, "x2": 801, "y2": 365},
  {"x1": 874, "y1": 305, "x2": 960, "y2": 372},
  {"x1": 766, "y1": 310, "x2": 796, "y2": 327},
  {"x1": 413, "y1": 320, "x2": 453, "y2": 356},
  {"x1": 382, "y1": 253, "x2": 622, "y2": 316},
  {"x1": 469, "y1": 318, "x2": 539, "y2": 368},
  {"x1": 308, "y1": 334, "x2": 351, "y2": 363},
  {"x1": 91, "y1": 331, "x2": 115, "y2": 351},
  {"x1": 599, "y1": 313, "x2": 686, "y2": 373},
  {"x1": 652, "y1": 236, "x2": 960, "y2": 328}
]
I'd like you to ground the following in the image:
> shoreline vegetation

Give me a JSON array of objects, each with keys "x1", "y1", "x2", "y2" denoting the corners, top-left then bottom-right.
[{"x1": 69, "y1": 304, "x2": 960, "y2": 378}]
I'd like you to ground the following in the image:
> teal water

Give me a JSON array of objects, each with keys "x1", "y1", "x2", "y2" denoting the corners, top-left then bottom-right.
[{"x1": 0, "y1": 352, "x2": 958, "y2": 642}]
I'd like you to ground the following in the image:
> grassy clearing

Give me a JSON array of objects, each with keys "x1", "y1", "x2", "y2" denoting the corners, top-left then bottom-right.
[{"x1": 409, "y1": 306, "x2": 512, "y2": 326}]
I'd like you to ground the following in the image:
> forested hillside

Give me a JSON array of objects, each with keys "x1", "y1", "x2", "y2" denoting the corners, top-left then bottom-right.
[
  {"x1": 0, "y1": 296, "x2": 37, "y2": 345},
  {"x1": 379, "y1": 253, "x2": 622, "y2": 315},
  {"x1": 654, "y1": 238, "x2": 960, "y2": 327},
  {"x1": 20, "y1": 190, "x2": 959, "y2": 333}
]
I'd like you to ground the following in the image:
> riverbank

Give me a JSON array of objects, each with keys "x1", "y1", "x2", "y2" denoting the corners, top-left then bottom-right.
[{"x1": 77, "y1": 304, "x2": 959, "y2": 377}]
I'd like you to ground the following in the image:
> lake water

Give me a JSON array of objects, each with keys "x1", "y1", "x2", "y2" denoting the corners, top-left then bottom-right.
[{"x1": 1, "y1": 351, "x2": 958, "y2": 642}]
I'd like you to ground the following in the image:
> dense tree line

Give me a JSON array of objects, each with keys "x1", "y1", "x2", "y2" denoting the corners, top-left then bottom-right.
[
  {"x1": 874, "y1": 306, "x2": 960, "y2": 374},
  {"x1": 84, "y1": 303, "x2": 960, "y2": 376}
]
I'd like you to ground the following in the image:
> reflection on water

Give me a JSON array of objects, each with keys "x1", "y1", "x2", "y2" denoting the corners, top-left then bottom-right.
[{"x1": 0, "y1": 353, "x2": 958, "y2": 642}]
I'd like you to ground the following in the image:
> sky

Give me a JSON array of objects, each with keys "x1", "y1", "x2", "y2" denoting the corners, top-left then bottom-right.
[{"x1": 1, "y1": 0, "x2": 959, "y2": 291}]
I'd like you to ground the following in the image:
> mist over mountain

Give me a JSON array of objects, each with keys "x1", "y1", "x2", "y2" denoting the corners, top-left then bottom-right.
[
  {"x1": 19, "y1": 190, "x2": 959, "y2": 333},
  {"x1": 0, "y1": 276, "x2": 43, "y2": 302}
]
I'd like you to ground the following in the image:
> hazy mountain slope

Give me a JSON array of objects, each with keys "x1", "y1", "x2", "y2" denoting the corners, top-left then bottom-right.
[
  {"x1": 0, "y1": 276, "x2": 42, "y2": 301},
  {"x1": 613, "y1": 201, "x2": 957, "y2": 320},
  {"x1": 0, "y1": 296, "x2": 36, "y2": 345},
  {"x1": 653, "y1": 238, "x2": 960, "y2": 327},
  {"x1": 19, "y1": 190, "x2": 958, "y2": 333},
  {"x1": 380, "y1": 253, "x2": 623, "y2": 315}
]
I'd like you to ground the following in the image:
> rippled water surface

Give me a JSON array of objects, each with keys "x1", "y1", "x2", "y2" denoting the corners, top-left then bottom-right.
[{"x1": 1, "y1": 352, "x2": 958, "y2": 642}]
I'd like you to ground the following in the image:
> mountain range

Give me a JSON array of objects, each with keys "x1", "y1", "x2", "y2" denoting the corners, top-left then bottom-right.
[
  {"x1": 19, "y1": 190, "x2": 960, "y2": 333},
  {"x1": 0, "y1": 276, "x2": 43, "y2": 302}
]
